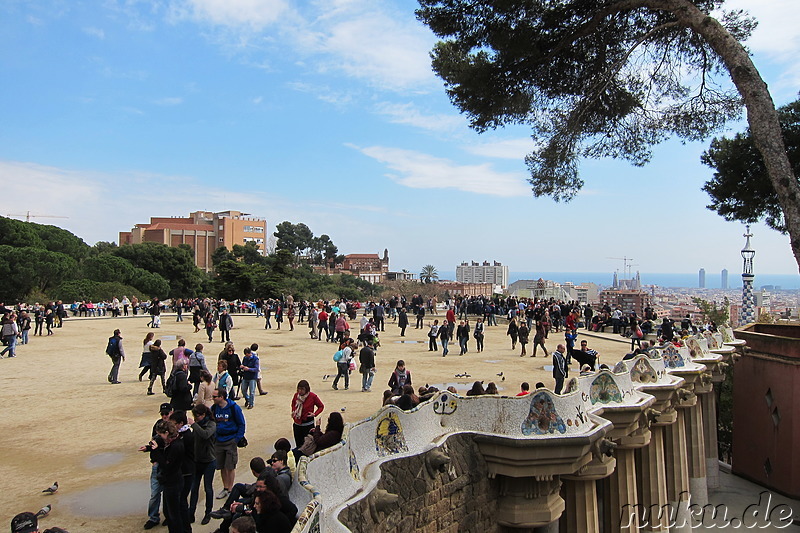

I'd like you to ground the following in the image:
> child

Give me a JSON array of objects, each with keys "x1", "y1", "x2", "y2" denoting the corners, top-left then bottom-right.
[{"x1": 230, "y1": 516, "x2": 256, "y2": 533}]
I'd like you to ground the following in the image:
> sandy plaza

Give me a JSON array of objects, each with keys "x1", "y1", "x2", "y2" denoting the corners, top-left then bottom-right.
[{"x1": 1, "y1": 309, "x2": 630, "y2": 532}]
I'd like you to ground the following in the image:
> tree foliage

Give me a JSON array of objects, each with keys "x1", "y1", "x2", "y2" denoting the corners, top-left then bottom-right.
[
  {"x1": 113, "y1": 242, "x2": 204, "y2": 298},
  {"x1": 692, "y1": 296, "x2": 730, "y2": 325},
  {"x1": 274, "y1": 221, "x2": 314, "y2": 256},
  {"x1": 417, "y1": 0, "x2": 752, "y2": 201},
  {"x1": 420, "y1": 264, "x2": 439, "y2": 284},
  {"x1": 702, "y1": 98, "x2": 800, "y2": 233},
  {"x1": 0, "y1": 245, "x2": 77, "y2": 300}
]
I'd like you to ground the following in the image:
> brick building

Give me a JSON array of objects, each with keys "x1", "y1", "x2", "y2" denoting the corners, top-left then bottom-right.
[
  {"x1": 598, "y1": 289, "x2": 652, "y2": 317},
  {"x1": 119, "y1": 210, "x2": 266, "y2": 271}
]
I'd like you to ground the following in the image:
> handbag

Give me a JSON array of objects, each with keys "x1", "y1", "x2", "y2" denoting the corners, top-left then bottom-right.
[{"x1": 298, "y1": 433, "x2": 317, "y2": 455}]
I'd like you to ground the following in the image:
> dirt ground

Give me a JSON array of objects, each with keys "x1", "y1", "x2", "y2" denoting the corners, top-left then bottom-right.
[{"x1": 0, "y1": 311, "x2": 628, "y2": 532}]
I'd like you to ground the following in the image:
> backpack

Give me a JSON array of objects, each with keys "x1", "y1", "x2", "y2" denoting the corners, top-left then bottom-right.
[
  {"x1": 333, "y1": 350, "x2": 344, "y2": 362},
  {"x1": 164, "y1": 374, "x2": 176, "y2": 398},
  {"x1": 105, "y1": 337, "x2": 119, "y2": 357}
]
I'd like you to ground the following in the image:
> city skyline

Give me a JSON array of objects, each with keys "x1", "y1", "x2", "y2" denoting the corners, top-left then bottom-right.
[{"x1": 2, "y1": 1, "x2": 800, "y2": 276}]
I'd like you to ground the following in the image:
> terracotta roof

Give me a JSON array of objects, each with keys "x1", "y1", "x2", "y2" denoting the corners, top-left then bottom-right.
[{"x1": 345, "y1": 254, "x2": 380, "y2": 259}]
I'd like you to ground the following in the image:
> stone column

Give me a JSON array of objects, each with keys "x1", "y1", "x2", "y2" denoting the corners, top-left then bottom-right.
[
  {"x1": 604, "y1": 448, "x2": 640, "y2": 532},
  {"x1": 684, "y1": 401, "x2": 708, "y2": 506},
  {"x1": 560, "y1": 479, "x2": 599, "y2": 533},
  {"x1": 664, "y1": 410, "x2": 692, "y2": 533},
  {"x1": 701, "y1": 391, "x2": 720, "y2": 489},
  {"x1": 635, "y1": 425, "x2": 670, "y2": 532}
]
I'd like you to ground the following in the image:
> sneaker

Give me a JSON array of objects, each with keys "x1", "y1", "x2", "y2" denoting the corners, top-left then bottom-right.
[
  {"x1": 209, "y1": 508, "x2": 231, "y2": 520},
  {"x1": 143, "y1": 520, "x2": 159, "y2": 530},
  {"x1": 216, "y1": 488, "x2": 230, "y2": 500}
]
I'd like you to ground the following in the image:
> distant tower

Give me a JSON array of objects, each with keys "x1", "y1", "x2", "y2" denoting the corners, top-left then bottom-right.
[
  {"x1": 740, "y1": 226, "x2": 756, "y2": 325},
  {"x1": 721, "y1": 268, "x2": 728, "y2": 289},
  {"x1": 699, "y1": 268, "x2": 706, "y2": 288}
]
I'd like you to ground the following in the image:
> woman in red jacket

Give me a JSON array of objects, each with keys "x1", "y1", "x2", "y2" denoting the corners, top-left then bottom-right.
[{"x1": 290, "y1": 380, "x2": 324, "y2": 447}]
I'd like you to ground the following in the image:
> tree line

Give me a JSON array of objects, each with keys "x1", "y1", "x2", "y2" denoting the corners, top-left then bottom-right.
[{"x1": 0, "y1": 217, "x2": 380, "y2": 303}]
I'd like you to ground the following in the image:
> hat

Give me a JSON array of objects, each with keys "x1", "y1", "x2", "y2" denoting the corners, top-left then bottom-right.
[
  {"x1": 159, "y1": 403, "x2": 172, "y2": 414},
  {"x1": 11, "y1": 512, "x2": 37, "y2": 533}
]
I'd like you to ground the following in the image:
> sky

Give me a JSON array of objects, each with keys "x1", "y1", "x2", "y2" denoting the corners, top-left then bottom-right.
[{"x1": 1, "y1": 0, "x2": 800, "y2": 279}]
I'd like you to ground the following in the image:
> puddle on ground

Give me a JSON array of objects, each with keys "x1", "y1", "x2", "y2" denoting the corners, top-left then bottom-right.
[
  {"x1": 159, "y1": 335, "x2": 177, "y2": 341},
  {"x1": 62, "y1": 480, "x2": 149, "y2": 517},
  {"x1": 483, "y1": 360, "x2": 501, "y2": 363},
  {"x1": 394, "y1": 340, "x2": 420, "y2": 344},
  {"x1": 85, "y1": 452, "x2": 125, "y2": 469},
  {"x1": 268, "y1": 345, "x2": 285, "y2": 348}
]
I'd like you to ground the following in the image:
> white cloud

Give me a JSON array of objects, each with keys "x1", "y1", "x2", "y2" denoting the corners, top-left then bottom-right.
[
  {"x1": 463, "y1": 138, "x2": 534, "y2": 160},
  {"x1": 350, "y1": 145, "x2": 530, "y2": 197},
  {"x1": 154, "y1": 97, "x2": 184, "y2": 106},
  {"x1": 82, "y1": 27, "x2": 106, "y2": 39},
  {"x1": 286, "y1": 81, "x2": 354, "y2": 108},
  {"x1": 374, "y1": 102, "x2": 464, "y2": 133},
  {"x1": 177, "y1": 0, "x2": 291, "y2": 30}
]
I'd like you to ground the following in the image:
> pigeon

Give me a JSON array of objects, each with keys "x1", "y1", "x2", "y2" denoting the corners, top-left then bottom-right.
[
  {"x1": 42, "y1": 481, "x2": 58, "y2": 494},
  {"x1": 496, "y1": 372, "x2": 504, "y2": 377},
  {"x1": 35, "y1": 504, "x2": 51, "y2": 518},
  {"x1": 322, "y1": 374, "x2": 330, "y2": 381},
  {"x1": 340, "y1": 407, "x2": 346, "y2": 412}
]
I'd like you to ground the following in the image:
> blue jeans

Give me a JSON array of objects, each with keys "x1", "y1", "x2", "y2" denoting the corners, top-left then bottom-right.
[
  {"x1": 361, "y1": 370, "x2": 374, "y2": 391},
  {"x1": 1, "y1": 335, "x2": 17, "y2": 356},
  {"x1": 459, "y1": 337, "x2": 468, "y2": 354},
  {"x1": 242, "y1": 379, "x2": 256, "y2": 406},
  {"x1": 21, "y1": 330, "x2": 29, "y2": 344},
  {"x1": 190, "y1": 460, "x2": 216, "y2": 516},
  {"x1": 441, "y1": 338, "x2": 449, "y2": 355},
  {"x1": 148, "y1": 464, "x2": 162, "y2": 523}
]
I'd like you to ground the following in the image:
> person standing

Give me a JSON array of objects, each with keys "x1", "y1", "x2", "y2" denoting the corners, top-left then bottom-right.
[
  {"x1": 148, "y1": 420, "x2": 185, "y2": 533},
  {"x1": 457, "y1": 320, "x2": 470, "y2": 355},
  {"x1": 332, "y1": 338, "x2": 355, "y2": 391},
  {"x1": 106, "y1": 328, "x2": 125, "y2": 384},
  {"x1": 218, "y1": 343, "x2": 242, "y2": 400},
  {"x1": 427, "y1": 320, "x2": 439, "y2": 352},
  {"x1": 532, "y1": 322, "x2": 548, "y2": 357},
  {"x1": 290, "y1": 380, "x2": 325, "y2": 447},
  {"x1": 317, "y1": 308, "x2": 328, "y2": 342},
  {"x1": 359, "y1": 340, "x2": 376, "y2": 392},
  {"x1": 240, "y1": 347, "x2": 259, "y2": 410},
  {"x1": 397, "y1": 308, "x2": 409, "y2": 337},
  {"x1": 147, "y1": 340, "x2": 168, "y2": 396},
  {"x1": 205, "y1": 312, "x2": 217, "y2": 343},
  {"x1": 518, "y1": 322, "x2": 530, "y2": 357},
  {"x1": 17, "y1": 311, "x2": 30, "y2": 345},
  {"x1": 190, "y1": 403, "x2": 217, "y2": 526},
  {"x1": 474, "y1": 318, "x2": 485, "y2": 353},
  {"x1": 0, "y1": 314, "x2": 19, "y2": 358},
  {"x1": 212, "y1": 388, "x2": 246, "y2": 501},
  {"x1": 439, "y1": 319, "x2": 451, "y2": 356},
  {"x1": 552, "y1": 344, "x2": 568, "y2": 394},
  {"x1": 188, "y1": 343, "x2": 209, "y2": 396},
  {"x1": 507, "y1": 317, "x2": 519, "y2": 350},
  {"x1": 139, "y1": 332, "x2": 156, "y2": 381},
  {"x1": 219, "y1": 309, "x2": 233, "y2": 344},
  {"x1": 34, "y1": 306, "x2": 44, "y2": 336},
  {"x1": 169, "y1": 359, "x2": 193, "y2": 412},
  {"x1": 142, "y1": 402, "x2": 173, "y2": 530}
]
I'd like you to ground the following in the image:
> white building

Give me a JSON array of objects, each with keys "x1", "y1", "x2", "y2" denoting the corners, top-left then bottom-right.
[{"x1": 456, "y1": 261, "x2": 509, "y2": 289}]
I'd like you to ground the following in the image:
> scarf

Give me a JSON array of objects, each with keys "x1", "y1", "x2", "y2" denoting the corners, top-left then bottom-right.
[{"x1": 293, "y1": 392, "x2": 309, "y2": 422}]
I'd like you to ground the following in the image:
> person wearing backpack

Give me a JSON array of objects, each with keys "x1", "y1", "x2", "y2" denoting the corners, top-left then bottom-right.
[
  {"x1": 169, "y1": 359, "x2": 193, "y2": 411},
  {"x1": 106, "y1": 328, "x2": 125, "y2": 384},
  {"x1": 332, "y1": 338, "x2": 355, "y2": 391}
]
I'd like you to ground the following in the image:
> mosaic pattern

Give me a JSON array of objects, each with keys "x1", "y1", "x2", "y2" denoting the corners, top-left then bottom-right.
[
  {"x1": 433, "y1": 393, "x2": 457, "y2": 415},
  {"x1": 630, "y1": 357, "x2": 658, "y2": 384},
  {"x1": 704, "y1": 331, "x2": 720, "y2": 349},
  {"x1": 521, "y1": 391, "x2": 567, "y2": 435},
  {"x1": 348, "y1": 449, "x2": 360, "y2": 481},
  {"x1": 565, "y1": 377, "x2": 579, "y2": 393},
  {"x1": 720, "y1": 327, "x2": 734, "y2": 343},
  {"x1": 375, "y1": 411, "x2": 408, "y2": 457},
  {"x1": 613, "y1": 361, "x2": 628, "y2": 374},
  {"x1": 661, "y1": 345, "x2": 685, "y2": 369},
  {"x1": 685, "y1": 337, "x2": 704, "y2": 359},
  {"x1": 589, "y1": 373, "x2": 623, "y2": 404}
]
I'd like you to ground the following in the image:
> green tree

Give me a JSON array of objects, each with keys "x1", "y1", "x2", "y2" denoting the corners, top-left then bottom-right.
[
  {"x1": 702, "y1": 98, "x2": 800, "y2": 233},
  {"x1": 0, "y1": 217, "x2": 44, "y2": 248},
  {"x1": 420, "y1": 265, "x2": 439, "y2": 284},
  {"x1": 211, "y1": 246, "x2": 235, "y2": 267},
  {"x1": 308, "y1": 234, "x2": 338, "y2": 265},
  {"x1": 416, "y1": 0, "x2": 800, "y2": 271},
  {"x1": 0, "y1": 245, "x2": 77, "y2": 300},
  {"x1": 129, "y1": 268, "x2": 170, "y2": 298},
  {"x1": 30, "y1": 223, "x2": 89, "y2": 261},
  {"x1": 692, "y1": 297, "x2": 730, "y2": 325},
  {"x1": 83, "y1": 254, "x2": 136, "y2": 283},
  {"x1": 113, "y1": 242, "x2": 203, "y2": 297},
  {"x1": 232, "y1": 241, "x2": 265, "y2": 265},
  {"x1": 215, "y1": 260, "x2": 256, "y2": 299},
  {"x1": 273, "y1": 221, "x2": 314, "y2": 257},
  {"x1": 89, "y1": 241, "x2": 119, "y2": 256}
]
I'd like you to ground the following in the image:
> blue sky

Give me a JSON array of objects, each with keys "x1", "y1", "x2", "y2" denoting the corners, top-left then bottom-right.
[{"x1": 1, "y1": 0, "x2": 800, "y2": 278}]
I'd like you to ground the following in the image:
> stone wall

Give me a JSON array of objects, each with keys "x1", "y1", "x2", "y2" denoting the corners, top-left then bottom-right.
[{"x1": 339, "y1": 433, "x2": 498, "y2": 533}]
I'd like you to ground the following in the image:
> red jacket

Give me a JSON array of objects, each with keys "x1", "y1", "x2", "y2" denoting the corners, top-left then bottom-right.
[{"x1": 291, "y1": 392, "x2": 324, "y2": 425}]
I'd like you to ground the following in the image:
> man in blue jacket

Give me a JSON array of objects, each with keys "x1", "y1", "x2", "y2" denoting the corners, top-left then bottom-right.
[{"x1": 211, "y1": 389, "x2": 246, "y2": 500}]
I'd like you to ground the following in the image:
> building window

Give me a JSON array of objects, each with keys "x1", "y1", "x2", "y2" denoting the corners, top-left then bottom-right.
[{"x1": 243, "y1": 225, "x2": 264, "y2": 233}]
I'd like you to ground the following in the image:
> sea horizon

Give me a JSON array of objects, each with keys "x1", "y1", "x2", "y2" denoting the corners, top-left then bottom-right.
[{"x1": 435, "y1": 271, "x2": 800, "y2": 290}]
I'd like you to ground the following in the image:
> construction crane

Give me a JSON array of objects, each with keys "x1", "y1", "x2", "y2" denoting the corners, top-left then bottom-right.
[
  {"x1": 6, "y1": 211, "x2": 69, "y2": 223},
  {"x1": 607, "y1": 256, "x2": 637, "y2": 279}
]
